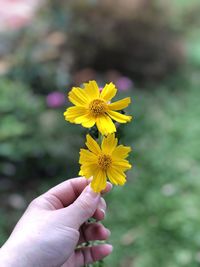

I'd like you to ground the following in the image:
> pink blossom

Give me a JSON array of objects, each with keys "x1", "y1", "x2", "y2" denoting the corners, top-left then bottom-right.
[
  {"x1": 116, "y1": 77, "x2": 133, "y2": 91},
  {"x1": 46, "y1": 91, "x2": 65, "y2": 108},
  {"x1": 0, "y1": 0, "x2": 43, "y2": 31}
]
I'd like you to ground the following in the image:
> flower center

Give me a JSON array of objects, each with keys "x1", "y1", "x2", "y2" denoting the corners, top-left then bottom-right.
[
  {"x1": 89, "y1": 99, "x2": 107, "y2": 117},
  {"x1": 98, "y1": 154, "x2": 112, "y2": 170}
]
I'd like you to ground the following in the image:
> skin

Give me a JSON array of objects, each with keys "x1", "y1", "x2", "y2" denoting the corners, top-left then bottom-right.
[{"x1": 0, "y1": 177, "x2": 113, "y2": 267}]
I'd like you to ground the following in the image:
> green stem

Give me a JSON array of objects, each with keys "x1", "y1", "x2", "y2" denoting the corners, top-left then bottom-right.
[
  {"x1": 85, "y1": 132, "x2": 104, "y2": 267},
  {"x1": 98, "y1": 132, "x2": 103, "y2": 144}
]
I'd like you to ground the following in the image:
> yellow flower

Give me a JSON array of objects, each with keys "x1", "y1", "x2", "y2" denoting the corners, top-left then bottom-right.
[
  {"x1": 64, "y1": 80, "x2": 132, "y2": 135},
  {"x1": 79, "y1": 133, "x2": 132, "y2": 192}
]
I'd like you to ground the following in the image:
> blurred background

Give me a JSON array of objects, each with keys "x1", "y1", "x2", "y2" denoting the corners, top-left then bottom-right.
[{"x1": 1, "y1": 0, "x2": 200, "y2": 266}]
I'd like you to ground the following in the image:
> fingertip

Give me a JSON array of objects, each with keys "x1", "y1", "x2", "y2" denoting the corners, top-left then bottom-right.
[
  {"x1": 105, "y1": 228, "x2": 111, "y2": 238},
  {"x1": 95, "y1": 224, "x2": 111, "y2": 240},
  {"x1": 75, "y1": 243, "x2": 113, "y2": 266},
  {"x1": 104, "y1": 244, "x2": 113, "y2": 254},
  {"x1": 106, "y1": 182, "x2": 113, "y2": 191},
  {"x1": 93, "y1": 244, "x2": 113, "y2": 258},
  {"x1": 80, "y1": 223, "x2": 111, "y2": 244},
  {"x1": 101, "y1": 182, "x2": 113, "y2": 194},
  {"x1": 93, "y1": 197, "x2": 107, "y2": 221},
  {"x1": 100, "y1": 227, "x2": 111, "y2": 240}
]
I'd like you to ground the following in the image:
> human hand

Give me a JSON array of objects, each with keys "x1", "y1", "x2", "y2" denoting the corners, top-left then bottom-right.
[{"x1": 0, "y1": 177, "x2": 113, "y2": 267}]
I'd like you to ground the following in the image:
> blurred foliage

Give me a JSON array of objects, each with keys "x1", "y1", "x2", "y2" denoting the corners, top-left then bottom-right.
[
  {"x1": 67, "y1": 0, "x2": 184, "y2": 83},
  {"x1": 0, "y1": 79, "x2": 84, "y2": 184},
  {"x1": 0, "y1": 79, "x2": 44, "y2": 158},
  {"x1": 0, "y1": 0, "x2": 184, "y2": 91},
  {"x1": 104, "y1": 71, "x2": 200, "y2": 267}
]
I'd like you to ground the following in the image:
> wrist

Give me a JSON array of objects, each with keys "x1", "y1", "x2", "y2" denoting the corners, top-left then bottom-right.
[
  {"x1": 0, "y1": 246, "x2": 16, "y2": 267},
  {"x1": 0, "y1": 242, "x2": 29, "y2": 267}
]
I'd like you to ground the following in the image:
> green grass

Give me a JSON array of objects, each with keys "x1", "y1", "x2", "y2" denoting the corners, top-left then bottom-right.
[{"x1": 103, "y1": 72, "x2": 200, "y2": 267}]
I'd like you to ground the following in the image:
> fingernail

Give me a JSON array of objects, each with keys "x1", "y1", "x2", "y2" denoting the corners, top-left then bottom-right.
[
  {"x1": 107, "y1": 182, "x2": 113, "y2": 190},
  {"x1": 100, "y1": 208, "x2": 106, "y2": 218},
  {"x1": 100, "y1": 197, "x2": 106, "y2": 209},
  {"x1": 105, "y1": 244, "x2": 113, "y2": 253}
]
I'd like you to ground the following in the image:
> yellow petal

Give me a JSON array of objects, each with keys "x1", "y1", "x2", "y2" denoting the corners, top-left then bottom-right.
[
  {"x1": 107, "y1": 110, "x2": 132, "y2": 123},
  {"x1": 112, "y1": 145, "x2": 131, "y2": 159},
  {"x1": 79, "y1": 149, "x2": 98, "y2": 163},
  {"x1": 68, "y1": 87, "x2": 90, "y2": 106},
  {"x1": 108, "y1": 97, "x2": 131, "y2": 111},
  {"x1": 86, "y1": 134, "x2": 101, "y2": 155},
  {"x1": 100, "y1": 82, "x2": 117, "y2": 102},
  {"x1": 112, "y1": 160, "x2": 132, "y2": 171},
  {"x1": 107, "y1": 167, "x2": 126, "y2": 186},
  {"x1": 84, "y1": 80, "x2": 100, "y2": 100},
  {"x1": 79, "y1": 163, "x2": 98, "y2": 178},
  {"x1": 74, "y1": 114, "x2": 96, "y2": 128},
  {"x1": 79, "y1": 169, "x2": 84, "y2": 176},
  {"x1": 96, "y1": 115, "x2": 116, "y2": 135},
  {"x1": 64, "y1": 106, "x2": 87, "y2": 123},
  {"x1": 91, "y1": 169, "x2": 107, "y2": 192},
  {"x1": 101, "y1": 134, "x2": 118, "y2": 154},
  {"x1": 82, "y1": 119, "x2": 96, "y2": 128}
]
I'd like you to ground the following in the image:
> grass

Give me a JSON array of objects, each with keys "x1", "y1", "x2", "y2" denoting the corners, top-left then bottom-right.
[{"x1": 103, "y1": 71, "x2": 200, "y2": 267}]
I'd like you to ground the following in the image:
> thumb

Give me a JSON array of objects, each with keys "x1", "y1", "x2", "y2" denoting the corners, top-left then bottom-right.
[{"x1": 65, "y1": 184, "x2": 100, "y2": 229}]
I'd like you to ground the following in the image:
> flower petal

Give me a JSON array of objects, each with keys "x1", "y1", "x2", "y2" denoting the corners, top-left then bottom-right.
[
  {"x1": 82, "y1": 119, "x2": 96, "y2": 128},
  {"x1": 107, "y1": 167, "x2": 126, "y2": 185},
  {"x1": 64, "y1": 106, "x2": 87, "y2": 123},
  {"x1": 79, "y1": 163, "x2": 98, "y2": 178},
  {"x1": 100, "y1": 82, "x2": 117, "y2": 102},
  {"x1": 91, "y1": 169, "x2": 107, "y2": 192},
  {"x1": 86, "y1": 134, "x2": 101, "y2": 155},
  {"x1": 96, "y1": 115, "x2": 116, "y2": 135},
  {"x1": 84, "y1": 80, "x2": 100, "y2": 100},
  {"x1": 108, "y1": 97, "x2": 131, "y2": 111},
  {"x1": 74, "y1": 114, "x2": 96, "y2": 128},
  {"x1": 107, "y1": 110, "x2": 132, "y2": 123},
  {"x1": 112, "y1": 160, "x2": 132, "y2": 171},
  {"x1": 101, "y1": 134, "x2": 118, "y2": 154},
  {"x1": 68, "y1": 87, "x2": 90, "y2": 106},
  {"x1": 112, "y1": 145, "x2": 131, "y2": 159},
  {"x1": 79, "y1": 149, "x2": 98, "y2": 164}
]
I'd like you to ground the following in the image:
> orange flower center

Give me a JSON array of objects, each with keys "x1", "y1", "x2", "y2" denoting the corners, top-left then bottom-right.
[
  {"x1": 98, "y1": 154, "x2": 112, "y2": 170},
  {"x1": 89, "y1": 99, "x2": 107, "y2": 117}
]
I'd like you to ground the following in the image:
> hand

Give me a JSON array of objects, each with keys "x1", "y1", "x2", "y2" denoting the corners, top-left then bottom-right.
[{"x1": 0, "y1": 177, "x2": 113, "y2": 267}]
